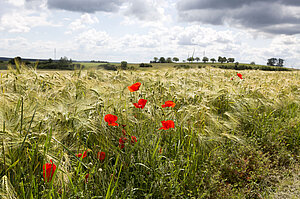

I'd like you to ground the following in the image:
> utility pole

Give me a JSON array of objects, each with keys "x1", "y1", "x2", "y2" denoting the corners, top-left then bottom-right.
[{"x1": 54, "y1": 48, "x2": 56, "y2": 61}]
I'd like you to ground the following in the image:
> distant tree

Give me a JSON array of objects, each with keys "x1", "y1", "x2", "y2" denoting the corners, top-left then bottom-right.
[
  {"x1": 187, "y1": 57, "x2": 194, "y2": 63},
  {"x1": 121, "y1": 61, "x2": 127, "y2": 70},
  {"x1": 218, "y1": 56, "x2": 222, "y2": 63},
  {"x1": 227, "y1": 58, "x2": 235, "y2": 63},
  {"x1": 267, "y1": 57, "x2": 284, "y2": 67},
  {"x1": 218, "y1": 56, "x2": 227, "y2": 63},
  {"x1": 172, "y1": 57, "x2": 179, "y2": 62},
  {"x1": 250, "y1": 61, "x2": 255, "y2": 65},
  {"x1": 48, "y1": 58, "x2": 53, "y2": 63},
  {"x1": 267, "y1": 58, "x2": 277, "y2": 66},
  {"x1": 210, "y1": 58, "x2": 216, "y2": 63},
  {"x1": 202, "y1": 57, "x2": 209, "y2": 63},
  {"x1": 159, "y1": 57, "x2": 166, "y2": 63},
  {"x1": 166, "y1": 57, "x2": 173, "y2": 63},
  {"x1": 154, "y1": 57, "x2": 158, "y2": 63},
  {"x1": 277, "y1": 58, "x2": 284, "y2": 67},
  {"x1": 195, "y1": 57, "x2": 200, "y2": 62}
]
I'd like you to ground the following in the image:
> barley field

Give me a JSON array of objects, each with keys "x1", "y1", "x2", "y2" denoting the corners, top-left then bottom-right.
[{"x1": 0, "y1": 66, "x2": 299, "y2": 198}]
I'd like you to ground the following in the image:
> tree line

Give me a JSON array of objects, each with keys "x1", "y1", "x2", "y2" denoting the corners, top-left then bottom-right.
[{"x1": 151, "y1": 56, "x2": 235, "y2": 63}]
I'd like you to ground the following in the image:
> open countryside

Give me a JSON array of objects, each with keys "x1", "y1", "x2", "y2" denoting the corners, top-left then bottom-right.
[{"x1": 1, "y1": 0, "x2": 300, "y2": 198}]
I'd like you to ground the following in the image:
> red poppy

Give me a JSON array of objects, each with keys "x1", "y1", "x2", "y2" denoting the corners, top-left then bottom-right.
[
  {"x1": 85, "y1": 173, "x2": 89, "y2": 183},
  {"x1": 43, "y1": 160, "x2": 57, "y2": 182},
  {"x1": 162, "y1": 101, "x2": 175, "y2": 108},
  {"x1": 131, "y1": 136, "x2": 137, "y2": 143},
  {"x1": 76, "y1": 150, "x2": 87, "y2": 159},
  {"x1": 230, "y1": 77, "x2": 234, "y2": 81},
  {"x1": 128, "y1": 82, "x2": 141, "y2": 92},
  {"x1": 104, "y1": 114, "x2": 119, "y2": 126},
  {"x1": 97, "y1": 151, "x2": 106, "y2": 162},
  {"x1": 122, "y1": 129, "x2": 127, "y2": 136},
  {"x1": 119, "y1": 137, "x2": 127, "y2": 149},
  {"x1": 159, "y1": 120, "x2": 175, "y2": 130},
  {"x1": 133, "y1": 99, "x2": 147, "y2": 109},
  {"x1": 237, "y1": 73, "x2": 243, "y2": 79}
]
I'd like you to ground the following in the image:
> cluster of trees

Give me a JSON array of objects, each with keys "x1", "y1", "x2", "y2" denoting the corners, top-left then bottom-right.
[
  {"x1": 91, "y1": 60, "x2": 108, "y2": 63},
  {"x1": 152, "y1": 56, "x2": 235, "y2": 64},
  {"x1": 37, "y1": 57, "x2": 83, "y2": 70},
  {"x1": 151, "y1": 57, "x2": 179, "y2": 63},
  {"x1": 267, "y1": 58, "x2": 284, "y2": 67}
]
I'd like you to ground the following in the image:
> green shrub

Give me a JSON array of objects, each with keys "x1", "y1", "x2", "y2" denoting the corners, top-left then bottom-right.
[
  {"x1": 121, "y1": 61, "x2": 128, "y2": 70},
  {"x1": 139, "y1": 63, "x2": 152, "y2": 67}
]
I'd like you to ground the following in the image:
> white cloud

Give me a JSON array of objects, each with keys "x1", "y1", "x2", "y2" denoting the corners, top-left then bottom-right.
[
  {"x1": 0, "y1": 12, "x2": 53, "y2": 32},
  {"x1": 67, "y1": 13, "x2": 99, "y2": 32},
  {"x1": 7, "y1": 0, "x2": 25, "y2": 6}
]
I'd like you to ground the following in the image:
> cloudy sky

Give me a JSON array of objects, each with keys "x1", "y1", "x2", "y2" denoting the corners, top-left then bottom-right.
[{"x1": 1, "y1": 0, "x2": 300, "y2": 68}]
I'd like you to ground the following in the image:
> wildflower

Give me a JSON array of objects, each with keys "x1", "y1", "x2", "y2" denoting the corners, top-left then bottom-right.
[
  {"x1": 162, "y1": 101, "x2": 175, "y2": 108},
  {"x1": 119, "y1": 137, "x2": 127, "y2": 149},
  {"x1": 230, "y1": 77, "x2": 234, "y2": 81},
  {"x1": 128, "y1": 82, "x2": 141, "y2": 92},
  {"x1": 43, "y1": 160, "x2": 56, "y2": 182},
  {"x1": 159, "y1": 120, "x2": 175, "y2": 130},
  {"x1": 97, "y1": 151, "x2": 106, "y2": 162},
  {"x1": 76, "y1": 150, "x2": 87, "y2": 159},
  {"x1": 104, "y1": 114, "x2": 119, "y2": 126},
  {"x1": 133, "y1": 99, "x2": 147, "y2": 109},
  {"x1": 122, "y1": 129, "x2": 126, "y2": 136},
  {"x1": 237, "y1": 73, "x2": 243, "y2": 79},
  {"x1": 131, "y1": 136, "x2": 137, "y2": 143}
]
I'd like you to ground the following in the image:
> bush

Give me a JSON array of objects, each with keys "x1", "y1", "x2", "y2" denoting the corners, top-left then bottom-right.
[
  {"x1": 174, "y1": 64, "x2": 192, "y2": 69},
  {"x1": 139, "y1": 63, "x2": 152, "y2": 67},
  {"x1": 121, "y1": 61, "x2": 128, "y2": 70},
  {"x1": 98, "y1": 64, "x2": 118, "y2": 71},
  {"x1": 198, "y1": 65, "x2": 206, "y2": 69}
]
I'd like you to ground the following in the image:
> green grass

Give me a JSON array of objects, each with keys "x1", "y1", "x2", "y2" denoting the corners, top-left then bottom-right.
[{"x1": 0, "y1": 65, "x2": 299, "y2": 198}]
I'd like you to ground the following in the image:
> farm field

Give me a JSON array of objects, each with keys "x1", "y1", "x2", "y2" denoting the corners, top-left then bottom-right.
[{"x1": 0, "y1": 66, "x2": 299, "y2": 198}]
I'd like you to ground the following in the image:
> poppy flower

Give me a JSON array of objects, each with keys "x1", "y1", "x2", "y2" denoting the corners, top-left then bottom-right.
[
  {"x1": 128, "y1": 82, "x2": 141, "y2": 92},
  {"x1": 162, "y1": 101, "x2": 175, "y2": 108},
  {"x1": 131, "y1": 136, "x2": 137, "y2": 143},
  {"x1": 237, "y1": 73, "x2": 243, "y2": 79},
  {"x1": 85, "y1": 173, "x2": 89, "y2": 183},
  {"x1": 97, "y1": 151, "x2": 106, "y2": 162},
  {"x1": 76, "y1": 150, "x2": 87, "y2": 159},
  {"x1": 104, "y1": 114, "x2": 119, "y2": 126},
  {"x1": 159, "y1": 120, "x2": 175, "y2": 130},
  {"x1": 43, "y1": 160, "x2": 56, "y2": 182},
  {"x1": 133, "y1": 99, "x2": 147, "y2": 109},
  {"x1": 230, "y1": 77, "x2": 234, "y2": 81},
  {"x1": 119, "y1": 137, "x2": 127, "y2": 149}
]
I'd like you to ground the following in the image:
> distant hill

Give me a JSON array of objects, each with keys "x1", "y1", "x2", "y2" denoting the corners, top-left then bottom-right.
[
  {"x1": 0, "y1": 57, "x2": 50, "y2": 62},
  {"x1": 0, "y1": 57, "x2": 92, "y2": 63}
]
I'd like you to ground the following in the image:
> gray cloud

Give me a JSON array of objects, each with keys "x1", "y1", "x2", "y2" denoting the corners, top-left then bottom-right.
[
  {"x1": 124, "y1": 0, "x2": 161, "y2": 21},
  {"x1": 177, "y1": 0, "x2": 300, "y2": 35},
  {"x1": 47, "y1": 0, "x2": 122, "y2": 13}
]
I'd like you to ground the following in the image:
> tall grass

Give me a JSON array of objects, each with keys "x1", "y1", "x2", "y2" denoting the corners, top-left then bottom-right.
[{"x1": 0, "y1": 66, "x2": 299, "y2": 198}]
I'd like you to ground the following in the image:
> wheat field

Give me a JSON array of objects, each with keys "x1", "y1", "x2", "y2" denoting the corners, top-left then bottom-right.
[{"x1": 0, "y1": 66, "x2": 299, "y2": 198}]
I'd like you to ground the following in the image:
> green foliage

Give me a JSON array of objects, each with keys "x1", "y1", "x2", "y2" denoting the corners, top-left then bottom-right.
[
  {"x1": 120, "y1": 61, "x2": 128, "y2": 70},
  {"x1": 174, "y1": 64, "x2": 192, "y2": 69},
  {"x1": 212, "y1": 64, "x2": 292, "y2": 71},
  {"x1": 139, "y1": 63, "x2": 152, "y2": 68}
]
